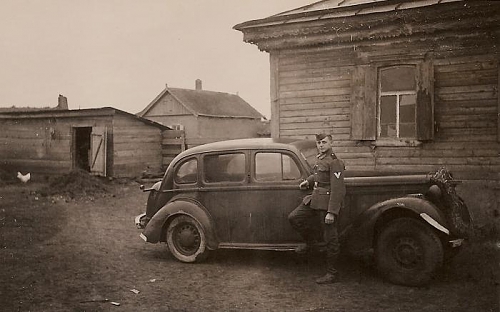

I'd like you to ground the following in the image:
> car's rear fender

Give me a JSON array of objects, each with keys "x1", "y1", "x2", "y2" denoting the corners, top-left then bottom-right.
[
  {"x1": 344, "y1": 196, "x2": 449, "y2": 254},
  {"x1": 140, "y1": 199, "x2": 218, "y2": 250}
]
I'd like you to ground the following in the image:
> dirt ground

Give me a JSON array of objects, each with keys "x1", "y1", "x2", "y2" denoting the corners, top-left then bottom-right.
[{"x1": 0, "y1": 171, "x2": 498, "y2": 312}]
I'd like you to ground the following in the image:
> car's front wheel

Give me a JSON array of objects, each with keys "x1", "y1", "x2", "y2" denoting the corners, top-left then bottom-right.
[
  {"x1": 375, "y1": 217, "x2": 443, "y2": 286},
  {"x1": 166, "y1": 215, "x2": 209, "y2": 263}
]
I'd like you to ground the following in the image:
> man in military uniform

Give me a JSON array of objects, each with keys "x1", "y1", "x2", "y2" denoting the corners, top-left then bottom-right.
[{"x1": 288, "y1": 133, "x2": 346, "y2": 284}]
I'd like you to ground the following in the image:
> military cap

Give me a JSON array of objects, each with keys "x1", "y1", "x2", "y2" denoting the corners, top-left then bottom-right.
[{"x1": 315, "y1": 133, "x2": 332, "y2": 141}]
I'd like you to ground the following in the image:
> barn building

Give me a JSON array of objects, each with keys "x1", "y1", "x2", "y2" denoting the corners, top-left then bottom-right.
[
  {"x1": 0, "y1": 107, "x2": 169, "y2": 178},
  {"x1": 234, "y1": 0, "x2": 500, "y2": 226},
  {"x1": 137, "y1": 79, "x2": 267, "y2": 148}
]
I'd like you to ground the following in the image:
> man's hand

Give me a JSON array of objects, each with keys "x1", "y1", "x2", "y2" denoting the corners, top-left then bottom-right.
[
  {"x1": 325, "y1": 212, "x2": 335, "y2": 224},
  {"x1": 299, "y1": 180, "x2": 309, "y2": 190}
]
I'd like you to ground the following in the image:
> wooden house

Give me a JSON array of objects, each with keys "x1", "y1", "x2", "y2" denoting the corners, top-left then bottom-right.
[
  {"x1": 234, "y1": 0, "x2": 500, "y2": 226},
  {"x1": 137, "y1": 79, "x2": 266, "y2": 148},
  {"x1": 0, "y1": 107, "x2": 169, "y2": 178}
]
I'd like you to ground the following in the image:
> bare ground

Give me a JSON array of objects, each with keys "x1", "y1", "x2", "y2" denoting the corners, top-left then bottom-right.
[{"x1": 0, "y1": 174, "x2": 498, "y2": 312}]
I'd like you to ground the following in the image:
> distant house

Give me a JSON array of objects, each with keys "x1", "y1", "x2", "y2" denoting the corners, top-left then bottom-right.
[
  {"x1": 0, "y1": 107, "x2": 169, "y2": 178},
  {"x1": 137, "y1": 79, "x2": 267, "y2": 148},
  {"x1": 235, "y1": 0, "x2": 500, "y2": 226}
]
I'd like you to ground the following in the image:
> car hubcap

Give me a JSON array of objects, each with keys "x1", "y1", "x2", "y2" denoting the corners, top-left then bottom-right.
[
  {"x1": 393, "y1": 237, "x2": 423, "y2": 269},
  {"x1": 174, "y1": 223, "x2": 200, "y2": 255}
]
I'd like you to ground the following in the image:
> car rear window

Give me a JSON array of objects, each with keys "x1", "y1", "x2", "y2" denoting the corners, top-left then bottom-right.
[{"x1": 203, "y1": 153, "x2": 246, "y2": 183}]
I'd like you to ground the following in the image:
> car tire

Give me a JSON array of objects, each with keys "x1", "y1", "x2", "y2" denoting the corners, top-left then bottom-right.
[
  {"x1": 375, "y1": 217, "x2": 443, "y2": 286},
  {"x1": 166, "y1": 215, "x2": 209, "y2": 263}
]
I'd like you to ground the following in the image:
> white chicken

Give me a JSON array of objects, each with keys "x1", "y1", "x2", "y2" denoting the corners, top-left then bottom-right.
[{"x1": 17, "y1": 172, "x2": 31, "y2": 183}]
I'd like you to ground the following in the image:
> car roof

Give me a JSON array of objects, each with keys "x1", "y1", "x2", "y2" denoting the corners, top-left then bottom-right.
[{"x1": 176, "y1": 138, "x2": 314, "y2": 159}]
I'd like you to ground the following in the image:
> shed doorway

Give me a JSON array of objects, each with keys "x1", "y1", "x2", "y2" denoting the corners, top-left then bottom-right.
[
  {"x1": 73, "y1": 126, "x2": 107, "y2": 176},
  {"x1": 74, "y1": 127, "x2": 92, "y2": 172}
]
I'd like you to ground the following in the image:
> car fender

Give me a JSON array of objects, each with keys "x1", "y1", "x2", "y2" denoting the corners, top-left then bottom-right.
[
  {"x1": 344, "y1": 196, "x2": 449, "y2": 254},
  {"x1": 140, "y1": 199, "x2": 218, "y2": 250}
]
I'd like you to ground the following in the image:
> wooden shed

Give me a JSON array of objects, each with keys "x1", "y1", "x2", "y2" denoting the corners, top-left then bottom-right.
[
  {"x1": 0, "y1": 107, "x2": 169, "y2": 178},
  {"x1": 235, "y1": 0, "x2": 500, "y2": 225},
  {"x1": 138, "y1": 80, "x2": 266, "y2": 148}
]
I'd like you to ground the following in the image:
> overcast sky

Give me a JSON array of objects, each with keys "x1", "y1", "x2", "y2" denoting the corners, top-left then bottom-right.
[{"x1": 0, "y1": 0, "x2": 314, "y2": 118}]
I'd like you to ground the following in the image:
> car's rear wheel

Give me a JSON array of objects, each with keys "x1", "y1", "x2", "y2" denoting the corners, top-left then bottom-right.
[
  {"x1": 166, "y1": 215, "x2": 209, "y2": 263},
  {"x1": 375, "y1": 217, "x2": 443, "y2": 286}
]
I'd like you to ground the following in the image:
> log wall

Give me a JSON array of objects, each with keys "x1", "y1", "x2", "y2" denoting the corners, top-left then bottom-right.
[
  {"x1": 275, "y1": 49, "x2": 499, "y2": 180},
  {"x1": 273, "y1": 45, "x2": 499, "y2": 225}
]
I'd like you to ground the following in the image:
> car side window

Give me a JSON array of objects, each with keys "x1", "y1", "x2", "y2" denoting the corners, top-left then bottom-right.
[
  {"x1": 255, "y1": 152, "x2": 301, "y2": 181},
  {"x1": 204, "y1": 153, "x2": 246, "y2": 183},
  {"x1": 174, "y1": 158, "x2": 198, "y2": 184}
]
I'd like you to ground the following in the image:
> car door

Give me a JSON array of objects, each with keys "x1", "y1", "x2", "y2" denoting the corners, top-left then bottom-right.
[
  {"x1": 246, "y1": 150, "x2": 308, "y2": 244},
  {"x1": 199, "y1": 151, "x2": 250, "y2": 244},
  {"x1": 199, "y1": 149, "x2": 309, "y2": 246}
]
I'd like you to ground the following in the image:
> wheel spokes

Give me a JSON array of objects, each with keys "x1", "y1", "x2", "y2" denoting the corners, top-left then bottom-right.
[{"x1": 392, "y1": 237, "x2": 423, "y2": 269}]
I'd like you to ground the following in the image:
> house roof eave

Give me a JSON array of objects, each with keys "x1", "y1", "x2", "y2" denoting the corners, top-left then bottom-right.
[
  {"x1": 236, "y1": 1, "x2": 499, "y2": 52},
  {"x1": 234, "y1": 0, "x2": 464, "y2": 31},
  {"x1": 137, "y1": 86, "x2": 198, "y2": 118},
  {"x1": 0, "y1": 107, "x2": 171, "y2": 130}
]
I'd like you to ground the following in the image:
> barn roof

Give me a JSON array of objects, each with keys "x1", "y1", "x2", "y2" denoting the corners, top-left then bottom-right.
[
  {"x1": 137, "y1": 86, "x2": 265, "y2": 120},
  {"x1": 0, "y1": 107, "x2": 170, "y2": 130}
]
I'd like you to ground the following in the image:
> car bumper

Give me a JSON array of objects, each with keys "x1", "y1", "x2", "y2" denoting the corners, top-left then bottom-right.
[
  {"x1": 449, "y1": 238, "x2": 464, "y2": 248},
  {"x1": 134, "y1": 213, "x2": 148, "y2": 229}
]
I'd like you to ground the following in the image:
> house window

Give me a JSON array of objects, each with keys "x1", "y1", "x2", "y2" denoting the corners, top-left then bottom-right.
[
  {"x1": 168, "y1": 124, "x2": 184, "y2": 131},
  {"x1": 350, "y1": 61, "x2": 433, "y2": 143},
  {"x1": 378, "y1": 66, "x2": 417, "y2": 139}
]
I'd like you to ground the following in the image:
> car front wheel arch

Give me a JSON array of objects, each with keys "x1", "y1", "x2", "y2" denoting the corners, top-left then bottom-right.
[
  {"x1": 165, "y1": 214, "x2": 210, "y2": 263},
  {"x1": 375, "y1": 217, "x2": 444, "y2": 286}
]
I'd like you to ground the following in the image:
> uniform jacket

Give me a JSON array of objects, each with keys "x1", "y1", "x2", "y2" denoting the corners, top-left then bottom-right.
[{"x1": 303, "y1": 149, "x2": 346, "y2": 215}]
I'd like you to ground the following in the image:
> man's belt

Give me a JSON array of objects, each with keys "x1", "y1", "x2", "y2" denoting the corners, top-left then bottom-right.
[{"x1": 314, "y1": 182, "x2": 330, "y2": 188}]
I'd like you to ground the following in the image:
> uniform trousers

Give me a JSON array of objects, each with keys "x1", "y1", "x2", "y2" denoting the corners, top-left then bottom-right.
[{"x1": 288, "y1": 203, "x2": 340, "y2": 275}]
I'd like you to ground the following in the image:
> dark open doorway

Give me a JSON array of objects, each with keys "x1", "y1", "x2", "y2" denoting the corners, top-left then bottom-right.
[{"x1": 74, "y1": 127, "x2": 92, "y2": 172}]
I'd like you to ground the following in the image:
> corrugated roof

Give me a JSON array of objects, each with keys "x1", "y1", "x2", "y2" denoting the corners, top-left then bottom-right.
[{"x1": 138, "y1": 86, "x2": 264, "y2": 119}]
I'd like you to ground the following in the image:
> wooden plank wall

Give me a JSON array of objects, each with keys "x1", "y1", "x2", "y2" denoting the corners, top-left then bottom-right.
[
  {"x1": 112, "y1": 114, "x2": 163, "y2": 177},
  {"x1": 161, "y1": 132, "x2": 224, "y2": 166},
  {"x1": 161, "y1": 130, "x2": 186, "y2": 168},
  {"x1": 0, "y1": 116, "x2": 112, "y2": 175},
  {"x1": 277, "y1": 50, "x2": 376, "y2": 172},
  {"x1": 276, "y1": 50, "x2": 499, "y2": 180}
]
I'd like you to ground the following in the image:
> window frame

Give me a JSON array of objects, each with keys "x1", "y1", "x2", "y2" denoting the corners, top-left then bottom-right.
[
  {"x1": 350, "y1": 59, "x2": 434, "y2": 146},
  {"x1": 377, "y1": 65, "x2": 417, "y2": 140},
  {"x1": 201, "y1": 151, "x2": 248, "y2": 184},
  {"x1": 253, "y1": 151, "x2": 302, "y2": 182},
  {"x1": 173, "y1": 157, "x2": 198, "y2": 185},
  {"x1": 251, "y1": 150, "x2": 304, "y2": 184}
]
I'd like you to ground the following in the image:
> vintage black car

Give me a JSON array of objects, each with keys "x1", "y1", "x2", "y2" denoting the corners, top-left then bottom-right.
[{"x1": 135, "y1": 138, "x2": 471, "y2": 286}]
